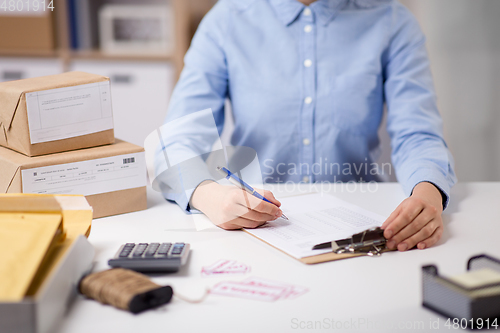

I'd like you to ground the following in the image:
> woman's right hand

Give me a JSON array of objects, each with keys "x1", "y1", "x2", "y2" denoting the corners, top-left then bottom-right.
[{"x1": 190, "y1": 180, "x2": 282, "y2": 230}]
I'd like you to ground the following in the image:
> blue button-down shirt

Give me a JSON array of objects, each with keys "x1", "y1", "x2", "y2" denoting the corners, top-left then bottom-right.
[{"x1": 157, "y1": 0, "x2": 456, "y2": 212}]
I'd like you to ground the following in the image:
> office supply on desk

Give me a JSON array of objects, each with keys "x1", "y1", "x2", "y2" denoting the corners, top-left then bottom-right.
[
  {"x1": 312, "y1": 227, "x2": 387, "y2": 256},
  {"x1": 216, "y1": 166, "x2": 289, "y2": 220},
  {"x1": 201, "y1": 259, "x2": 250, "y2": 277},
  {"x1": 210, "y1": 277, "x2": 308, "y2": 302},
  {"x1": 244, "y1": 193, "x2": 386, "y2": 264},
  {"x1": 108, "y1": 242, "x2": 190, "y2": 273},
  {"x1": 0, "y1": 194, "x2": 94, "y2": 333},
  {"x1": 79, "y1": 268, "x2": 173, "y2": 314},
  {"x1": 0, "y1": 194, "x2": 94, "y2": 301},
  {"x1": 0, "y1": 211, "x2": 64, "y2": 301},
  {"x1": 422, "y1": 254, "x2": 500, "y2": 329}
]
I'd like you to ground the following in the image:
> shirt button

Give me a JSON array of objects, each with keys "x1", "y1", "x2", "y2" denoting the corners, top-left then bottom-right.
[
  {"x1": 303, "y1": 8, "x2": 312, "y2": 16},
  {"x1": 302, "y1": 176, "x2": 310, "y2": 183},
  {"x1": 303, "y1": 138, "x2": 310, "y2": 146},
  {"x1": 304, "y1": 96, "x2": 312, "y2": 104},
  {"x1": 304, "y1": 25, "x2": 312, "y2": 33},
  {"x1": 304, "y1": 59, "x2": 312, "y2": 67}
]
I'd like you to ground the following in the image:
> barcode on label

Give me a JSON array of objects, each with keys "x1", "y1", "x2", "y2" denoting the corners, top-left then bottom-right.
[{"x1": 123, "y1": 157, "x2": 135, "y2": 164}]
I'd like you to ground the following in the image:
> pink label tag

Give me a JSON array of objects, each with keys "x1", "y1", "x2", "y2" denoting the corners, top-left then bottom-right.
[
  {"x1": 202, "y1": 259, "x2": 251, "y2": 276},
  {"x1": 210, "y1": 281, "x2": 285, "y2": 302},
  {"x1": 210, "y1": 277, "x2": 308, "y2": 302}
]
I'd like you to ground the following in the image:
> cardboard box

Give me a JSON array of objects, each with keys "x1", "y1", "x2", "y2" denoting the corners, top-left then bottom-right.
[
  {"x1": 0, "y1": 139, "x2": 147, "y2": 218},
  {"x1": 0, "y1": 71, "x2": 115, "y2": 157},
  {"x1": 0, "y1": 13, "x2": 55, "y2": 51}
]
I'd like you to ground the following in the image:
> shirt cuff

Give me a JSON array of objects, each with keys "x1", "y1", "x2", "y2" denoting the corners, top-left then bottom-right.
[
  {"x1": 162, "y1": 178, "x2": 214, "y2": 214},
  {"x1": 403, "y1": 167, "x2": 451, "y2": 210}
]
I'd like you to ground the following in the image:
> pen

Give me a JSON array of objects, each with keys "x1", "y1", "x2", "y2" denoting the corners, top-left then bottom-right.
[{"x1": 216, "y1": 166, "x2": 289, "y2": 220}]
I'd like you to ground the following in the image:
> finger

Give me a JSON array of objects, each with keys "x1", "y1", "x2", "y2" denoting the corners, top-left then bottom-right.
[
  {"x1": 222, "y1": 191, "x2": 280, "y2": 224},
  {"x1": 217, "y1": 217, "x2": 265, "y2": 230},
  {"x1": 231, "y1": 217, "x2": 266, "y2": 229},
  {"x1": 417, "y1": 226, "x2": 443, "y2": 250},
  {"x1": 240, "y1": 207, "x2": 279, "y2": 222},
  {"x1": 396, "y1": 220, "x2": 439, "y2": 251},
  {"x1": 221, "y1": 198, "x2": 277, "y2": 224},
  {"x1": 382, "y1": 205, "x2": 401, "y2": 235},
  {"x1": 383, "y1": 200, "x2": 425, "y2": 240},
  {"x1": 216, "y1": 222, "x2": 243, "y2": 230},
  {"x1": 252, "y1": 188, "x2": 281, "y2": 208},
  {"x1": 262, "y1": 190, "x2": 281, "y2": 207},
  {"x1": 233, "y1": 191, "x2": 281, "y2": 216},
  {"x1": 387, "y1": 207, "x2": 436, "y2": 248}
]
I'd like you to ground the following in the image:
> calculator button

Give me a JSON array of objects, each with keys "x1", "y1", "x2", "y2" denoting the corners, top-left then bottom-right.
[
  {"x1": 132, "y1": 243, "x2": 148, "y2": 257},
  {"x1": 171, "y1": 243, "x2": 184, "y2": 255},
  {"x1": 119, "y1": 243, "x2": 136, "y2": 257},
  {"x1": 157, "y1": 243, "x2": 172, "y2": 256},
  {"x1": 119, "y1": 250, "x2": 131, "y2": 257},
  {"x1": 145, "y1": 243, "x2": 160, "y2": 257}
]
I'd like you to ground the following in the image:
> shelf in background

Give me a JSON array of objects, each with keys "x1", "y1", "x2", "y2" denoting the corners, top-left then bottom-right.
[
  {"x1": 0, "y1": 49, "x2": 62, "y2": 58},
  {"x1": 70, "y1": 50, "x2": 174, "y2": 62}
]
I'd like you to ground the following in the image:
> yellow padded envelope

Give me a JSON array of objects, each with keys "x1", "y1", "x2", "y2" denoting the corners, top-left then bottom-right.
[
  {"x1": 0, "y1": 213, "x2": 63, "y2": 301},
  {"x1": 25, "y1": 195, "x2": 93, "y2": 296},
  {"x1": 0, "y1": 194, "x2": 93, "y2": 299}
]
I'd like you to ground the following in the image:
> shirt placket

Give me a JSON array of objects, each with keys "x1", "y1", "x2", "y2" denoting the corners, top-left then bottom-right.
[{"x1": 300, "y1": 7, "x2": 316, "y2": 183}]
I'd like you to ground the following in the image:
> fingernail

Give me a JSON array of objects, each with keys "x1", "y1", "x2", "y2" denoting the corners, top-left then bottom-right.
[
  {"x1": 387, "y1": 240, "x2": 396, "y2": 249},
  {"x1": 385, "y1": 230, "x2": 393, "y2": 239},
  {"x1": 418, "y1": 243, "x2": 426, "y2": 250},
  {"x1": 399, "y1": 243, "x2": 408, "y2": 251},
  {"x1": 275, "y1": 210, "x2": 282, "y2": 218}
]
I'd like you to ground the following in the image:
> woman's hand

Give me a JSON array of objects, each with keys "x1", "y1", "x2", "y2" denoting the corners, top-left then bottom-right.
[
  {"x1": 382, "y1": 182, "x2": 444, "y2": 251},
  {"x1": 190, "y1": 180, "x2": 282, "y2": 230}
]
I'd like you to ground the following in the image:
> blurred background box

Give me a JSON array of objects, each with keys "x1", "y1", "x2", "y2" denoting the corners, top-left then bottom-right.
[
  {"x1": 0, "y1": 7, "x2": 55, "y2": 51},
  {"x1": 99, "y1": 4, "x2": 174, "y2": 56}
]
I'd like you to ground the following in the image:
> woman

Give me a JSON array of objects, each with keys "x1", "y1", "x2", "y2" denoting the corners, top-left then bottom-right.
[{"x1": 157, "y1": 0, "x2": 456, "y2": 252}]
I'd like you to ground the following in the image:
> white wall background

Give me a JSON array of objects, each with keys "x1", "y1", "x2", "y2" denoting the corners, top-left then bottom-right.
[{"x1": 400, "y1": 0, "x2": 500, "y2": 181}]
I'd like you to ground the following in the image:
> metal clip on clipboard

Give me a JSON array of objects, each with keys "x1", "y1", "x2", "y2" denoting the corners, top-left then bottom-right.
[{"x1": 312, "y1": 227, "x2": 387, "y2": 257}]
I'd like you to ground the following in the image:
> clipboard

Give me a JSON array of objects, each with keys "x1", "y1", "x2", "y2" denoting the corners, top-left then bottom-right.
[{"x1": 245, "y1": 227, "x2": 390, "y2": 265}]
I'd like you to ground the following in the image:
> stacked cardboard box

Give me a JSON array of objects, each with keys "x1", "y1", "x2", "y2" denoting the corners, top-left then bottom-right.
[{"x1": 0, "y1": 71, "x2": 147, "y2": 218}]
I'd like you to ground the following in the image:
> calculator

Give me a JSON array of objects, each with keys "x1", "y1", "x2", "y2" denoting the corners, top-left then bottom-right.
[{"x1": 108, "y1": 242, "x2": 190, "y2": 273}]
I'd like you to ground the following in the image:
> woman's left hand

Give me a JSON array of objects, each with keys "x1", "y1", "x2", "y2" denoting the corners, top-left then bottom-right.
[{"x1": 382, "y1": 182, "x2": 444, "y2": 251}]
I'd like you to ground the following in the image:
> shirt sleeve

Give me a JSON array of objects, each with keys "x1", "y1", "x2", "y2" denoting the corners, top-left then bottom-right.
[
  {"x1": 383, "y1": 2, "x2": 457, "y2": 209},
  {"x1": 154, "y1": 2, "x2": 230, "y2": 213}
]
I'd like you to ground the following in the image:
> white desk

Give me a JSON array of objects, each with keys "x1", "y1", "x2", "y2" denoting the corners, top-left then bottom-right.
[{"x1": 57, "y1": 182, "x2": 500, "y2": 333}]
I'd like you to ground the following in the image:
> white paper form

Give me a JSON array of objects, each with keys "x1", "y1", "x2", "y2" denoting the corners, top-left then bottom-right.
[
  {"x1": 245, "y1": 193, "x2": 386, "y2": 259},
  {"x1": 22, "y1": 152, "x2": 146, "y2": 196},
  {"x1": 25, "y1": 81, "x2": 113, "y2": 144}
]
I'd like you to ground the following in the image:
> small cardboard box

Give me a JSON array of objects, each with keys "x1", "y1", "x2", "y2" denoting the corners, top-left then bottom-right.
[
  {"x1": 0, "y1": 139, "x2": 147, "y2": 218},
  {"x1": 0, "y1": 71, "x2": 115, "y2": 157},
  {"x1": 0, "y1": 13, "x2": 55, "y2": 51}
]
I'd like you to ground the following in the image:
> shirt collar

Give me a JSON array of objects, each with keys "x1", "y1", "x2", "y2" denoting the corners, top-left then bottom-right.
[{"x1": 269, "y1": 0, "x2": 347, "y2": 26}]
